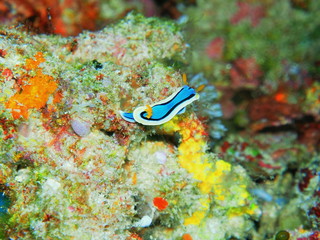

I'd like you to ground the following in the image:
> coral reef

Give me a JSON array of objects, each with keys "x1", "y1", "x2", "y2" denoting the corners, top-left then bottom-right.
[
  {"x1": 0, "y1": 0, "x2": 143, "y2": 36},
  {"x1": 184, "y1": 0, "x2": 319, "y2": 90},
  {"x1": 0, "y1": 13, "x2": 257, "y2": 240},
  {"x1": 0, "y1": 0, "x2": 319, "y2": 239}
]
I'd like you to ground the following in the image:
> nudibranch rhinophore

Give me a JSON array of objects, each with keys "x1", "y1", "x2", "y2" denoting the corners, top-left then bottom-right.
[{"x1": 119, "y1": 86, "x2": 199, "y2": 126}]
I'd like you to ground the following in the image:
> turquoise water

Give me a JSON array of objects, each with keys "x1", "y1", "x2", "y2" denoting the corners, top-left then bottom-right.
[
  {"x1": 0, "y1": 192, "x2": 10, "y2": 238},
  {"x1": 0, "y1": 192, "x2": 10, "y2": 214}
]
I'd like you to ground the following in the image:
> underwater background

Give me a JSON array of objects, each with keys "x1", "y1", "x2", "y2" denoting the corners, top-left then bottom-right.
[{"x1": 0, "y1": 0, "x2": 319, "y2": 239}]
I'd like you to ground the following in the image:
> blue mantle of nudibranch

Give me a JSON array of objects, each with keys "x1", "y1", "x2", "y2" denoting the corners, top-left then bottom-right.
[
  {"x1": 119, "y1": 86, "x2": 199, "y2": 126},
  {"x1": 119, "y1": 111, "x2": 135, "y2": 123}
]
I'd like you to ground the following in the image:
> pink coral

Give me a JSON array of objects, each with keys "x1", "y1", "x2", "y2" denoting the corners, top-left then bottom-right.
[
  {"x1": 205, "y1": 37, "x2": 225, "y2": 59},
  {"x1": 229, "y1": 57, "x2": 262, "y2": 89},
  {"x1": 231, "y1": 1, "x2": 265, "y2": 27}
]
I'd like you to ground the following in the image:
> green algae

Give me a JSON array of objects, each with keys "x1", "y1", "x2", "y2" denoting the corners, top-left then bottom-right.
[{"x1": 183, "y1": 0, "x2": 320, "y2": 91}]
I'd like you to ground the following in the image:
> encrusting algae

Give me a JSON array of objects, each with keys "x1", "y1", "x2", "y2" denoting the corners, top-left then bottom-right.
[
  {"x1": 5, "y1": 52, "x2": 58, "y2": 119},
  {"x1": 161, "y1": 115, "x2": 259, "y2": 227}
]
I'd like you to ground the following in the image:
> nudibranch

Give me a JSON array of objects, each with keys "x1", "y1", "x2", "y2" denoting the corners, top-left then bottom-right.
[{"x1": 119, "y1": 86, "x2": 199, "y2": 126}]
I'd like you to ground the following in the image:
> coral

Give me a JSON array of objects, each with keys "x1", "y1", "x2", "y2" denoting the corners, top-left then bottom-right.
[
  {"x1": 158, "y1": 115, "x2": 259, "y2": 238},
  {"x1": 304, "y1": 82, "x2": 320, "y2": 118},
  {"x1": 0, "y1": 12, "x2": 258, "y2": 240},
  {"x1": 181, "y1": 1, "x2": 319, "y2": 239},
  {"x1": 1, "y1": 1, "x2": 318, "y2": 239},
  {"x1": 5, "y1": 52, "x2": 58, "y2": 119},
  {"x1": 0, "y1": 11, "x2": 260, "y2": 239},
  {"x1": 218, "y1": 131, "x2": 319, "y2": 239},
  {"x1": 229, "y1": 57, "x2": 263, "y2": 89},
  {"x1": 153, "y1": 197, "x2": 169, "y2": 211},
  {"x1": 230, "y1": 1, "x2": 266, "y2": 27},
  {"x1": 0, "y1": 0, "x2": 143, "y2": 36},
  {"x1": 205, "y1": 37, "x2": 225, "y2": 60},
  {"x1": 184, "y1": 0, "x2": 320, "y2": 90}
]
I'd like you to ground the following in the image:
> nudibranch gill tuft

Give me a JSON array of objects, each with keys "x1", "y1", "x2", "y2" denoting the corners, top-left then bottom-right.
[{"x1": 119, "y1": 86, "x2": 199, "y2": 126}]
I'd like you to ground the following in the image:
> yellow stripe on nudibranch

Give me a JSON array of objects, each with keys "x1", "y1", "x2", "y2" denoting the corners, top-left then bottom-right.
[{"x1": 145, "y1": 105, "x2": 153, "y2": 119}]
